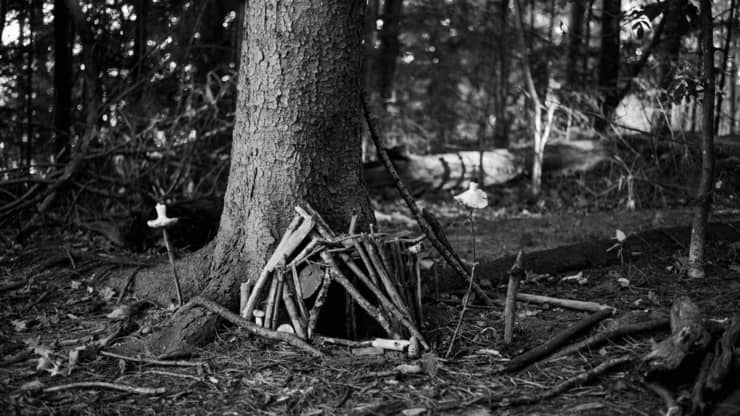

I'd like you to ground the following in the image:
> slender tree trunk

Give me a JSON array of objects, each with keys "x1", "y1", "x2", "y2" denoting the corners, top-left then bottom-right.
[
  {"x1": 24, "y1": 1, "x2": 35, "y2": 168},
  {"x1": 688, "y1": 0, "x2": 715, "y2": 279},
  {"x1": 581, "y1": 0, "x2": 594, "y2": 75},
  {"x1": 132, "y1": 0, "x2": 148, "y2": 83},
  {"x1": 596, "y1": 0, "x2": 620, "y2": 130},
  {"x1": 0, "y1": 0, "x2": 8, "y2": 39},
  {"x1": 145, "y1": 1, "x2": 373, "y2": 356},
  {"x1": 493, "y1": 0, "x2": 510, "y2": 148},
  {"x1": 566, "y1": 0, "x2": 585, "y2": 86},
  {"x1": 377, "y1": 0, "x2": 403, "y2": 106},
  {"x1": 54, "y1": 0, "x2": 73, "y2": 161},
  {"x1": 713, "y1": 0, "x2": 736, "y2": 135},
  {"x1": 731, "y1": 37, "x2": 738, "y2": 134}
]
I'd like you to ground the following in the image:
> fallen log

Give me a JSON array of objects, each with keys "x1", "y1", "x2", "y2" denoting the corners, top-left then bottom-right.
[
  {"x1": 438, "y1": 221, "x2": 740, "y2": 292},
  {"x1": 364, "y1": 140, "x2": 609, "y2": 195}
]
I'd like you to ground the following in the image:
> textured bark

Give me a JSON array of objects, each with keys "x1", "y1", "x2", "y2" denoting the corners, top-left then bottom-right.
[
  {"x1": 596, "y1": 0, "x2": 620, "y2": 129},
  {"x1": 145, "y1": 1, "x2": 372, "y2": 356},
  {"x1": 54, "y1": 0, "x2": 73, "y2": 160},
  {"x1": 687, "y1": 0, "x2": 715, "y2": 279}
]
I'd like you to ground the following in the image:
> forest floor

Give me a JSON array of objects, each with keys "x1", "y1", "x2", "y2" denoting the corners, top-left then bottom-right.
[{"x1": 2, "y1": 173, "x2": 740, "y2": 416}]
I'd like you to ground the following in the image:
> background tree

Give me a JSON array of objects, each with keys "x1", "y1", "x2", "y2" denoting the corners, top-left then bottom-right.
[{"x1": 687, "y1": 0, "x2": 715, "y2": 279}]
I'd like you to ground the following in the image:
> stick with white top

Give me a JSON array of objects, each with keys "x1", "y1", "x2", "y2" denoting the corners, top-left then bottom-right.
[{"x1": 147, "y1": 203, "x2": 183, "y2": 307}]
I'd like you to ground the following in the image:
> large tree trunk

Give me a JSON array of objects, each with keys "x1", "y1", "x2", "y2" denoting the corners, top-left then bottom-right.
[
  {"x1": 596, "y1": 0, "x2": 620, "y2": 130},
  {"x1": 687, "y1": 0, "x2": 715, "y2": 279},
  {"x1": 54, "y1": 0, "x2": 73, "y2": 161},
  {"x1": 144, "y1": 1, "x2": 372, "y2": 357}
]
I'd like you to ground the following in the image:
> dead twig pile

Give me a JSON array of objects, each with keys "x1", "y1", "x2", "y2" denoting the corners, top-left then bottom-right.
[{"x1": 205, "y1": 203, "x2": 429, "y2": 356}]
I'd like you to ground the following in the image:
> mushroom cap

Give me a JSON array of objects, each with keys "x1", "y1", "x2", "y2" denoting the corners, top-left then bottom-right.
[
  {"x1": 454, "y1": 182, "x2": 488, "y2": 209},
  {"x1": 252, "y1": 309, "x2": 265, "y2": 318},
  {"x1": 147, "y1": 203, "x2": 179, "y2": 228}
]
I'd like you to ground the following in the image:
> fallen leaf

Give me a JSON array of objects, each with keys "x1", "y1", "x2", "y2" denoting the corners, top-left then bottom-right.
[
  {"x1": 20, "y1": 380, "x2": 44, "y2": 391},
  {"x1": 12, "y1": 320, "x2": 28, "y2": 332},
  {"x1": 98, "y1": 286, "x2": 116, "y2": 302},
  {"x1": 106, "y1": 305, "x2": 132, "y2": 321},
  {"x1": 299, "y1": 263, "x2": 323, "y2": 299}
]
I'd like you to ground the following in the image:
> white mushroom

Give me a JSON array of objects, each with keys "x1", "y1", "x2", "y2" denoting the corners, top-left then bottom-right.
[
  {"x1": 454, "y1": 182, "x2": 488, "y2": 210},
  {"x1": 147, "y1": 203, "x2": 179, "y2": 228},
  {"x1": 253, "y1": 310, "x2": 265, "y2": 327}
]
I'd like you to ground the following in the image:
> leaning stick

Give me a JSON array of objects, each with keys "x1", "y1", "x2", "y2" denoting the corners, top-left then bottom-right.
[
  {"x1": 270, "y1": 275, "x2": 284, "y2": 329},
  {"x1": 263, "y1": 274, "x2": 279, "y2": 329},
  {"x1": 321, "y1": 251, "x2": 400, "y2": 340},
  {"x1": 361, "y1": 97, "x2": 493, "y2": 307},
  {"x1": 243, "y1": 215, "x2": 314, "y2": 319},
  {"x1": 290, "y1": 263, "x2": 309, "y2": 321},
  {"x1": 363, "y1": 236, "x2": 412, "y2": 320},
  {"x1": 415, "y1": 257, "x2": 424, "y2": 325},
  {"x1": 505, "y1": 308, "x2": 614, "y2": 372},
  {"x1": 307, "y1": 268, "x2": 332, "y2": 339},
  {"x1": 516, "y1": 293, "x2": 613, "y2": 313},
  {"x1": 352, "y1": 235, "x2": 380, "y2": 286},
  {"x1": 280, "y1": 273, "x2": 307, "y2": 339},
  {"x1": 286, "y1": 237, "x2": 320, "y2": 269},
  {"x1": 193, "y1": 297, "x2": 325, "y2": 358},
  {"x1": 503, "y1": 251, "x2": 524, "y2": 345}
]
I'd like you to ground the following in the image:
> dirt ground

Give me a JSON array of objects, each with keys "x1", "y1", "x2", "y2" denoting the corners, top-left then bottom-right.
[{"x1": 2, "y1": 181, "x2": 740, "y2": 415}]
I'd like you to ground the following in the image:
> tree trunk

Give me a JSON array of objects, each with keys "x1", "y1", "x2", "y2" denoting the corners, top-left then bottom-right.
[
  {"x1": 687, "y1": 0, "x2": 715, "y2": 279},
  {"x1": 493, "y1": 0, "x2": 510, "y2": 148},
  {"x1": 132, "y1": 0, "x2": 147, "y2": 83},
  {"x1": 596, "y1": 0, "x2": 620, "y2": 130},
  {"x1": 731, "y1": 38, "x2": 738, "y2": 134},
  {"x1": 566, "y1": 0, "x2": 585, "y2": 86},
  {"x1": 377, "y1": 0, "x2": 403, "y2": 106},
  {"x1": 54, "y1": 0, "x2": 73, "y2": 161},
  {"x1": 144, "y1": 1, "x2": 373, "y2": 356},
  {"x1": 713, "y1": 0, "x2": 736, "y2": 135},
  {"x1": 0, "y1": 0, "x2": 8, "y2": 43},
  {"x1": 24, "y1": 1, "x2": 35, "y2": 168}
]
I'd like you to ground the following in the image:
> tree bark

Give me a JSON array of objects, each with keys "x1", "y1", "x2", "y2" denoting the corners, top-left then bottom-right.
[
  {"x1": 687, "y1": 0, "x2": 715, "y2": 279},
  {"x1": 596, "y1": 0, "x2": 620, "y2": 130},
  {"x1": 144, "y1": 1, "x2": 373, "y2": 356},
  {"x1": 54, "y1": 0, "x2": 73, "y2": 161},
  {"x1": 566, "y1": 0, "x2": 585, "y2": 87}
]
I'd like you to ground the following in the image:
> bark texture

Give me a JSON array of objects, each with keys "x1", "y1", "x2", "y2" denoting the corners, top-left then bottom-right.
[{"x1": 145, "y1": 1, "x2": 372, "y2": 357}]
